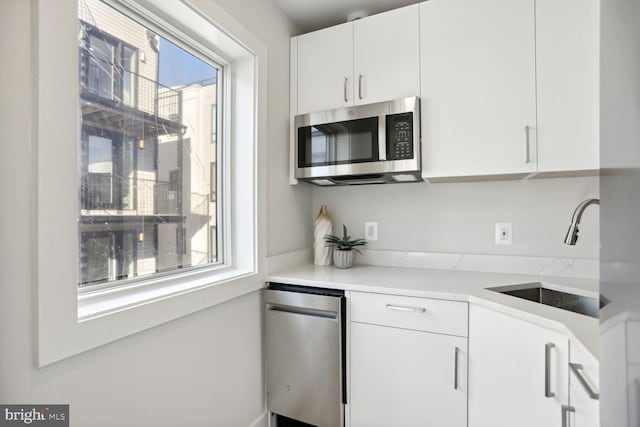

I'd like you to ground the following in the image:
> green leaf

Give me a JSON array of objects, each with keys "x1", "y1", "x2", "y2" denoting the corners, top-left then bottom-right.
[{"x1": 322, "y1": 224, "x2": 368, "y2": 251}]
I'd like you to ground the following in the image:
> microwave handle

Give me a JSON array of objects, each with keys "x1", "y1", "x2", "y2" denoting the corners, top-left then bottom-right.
[{"x1": 378, "y1": 115, "x2": 387, "y2": 160}]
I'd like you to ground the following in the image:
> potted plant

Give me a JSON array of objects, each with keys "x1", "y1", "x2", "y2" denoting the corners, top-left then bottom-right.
[{"x1": 324, "y1": 224, "x2": 368, "y2": 269}]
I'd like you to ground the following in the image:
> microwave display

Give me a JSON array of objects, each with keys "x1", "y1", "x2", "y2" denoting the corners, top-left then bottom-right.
[
  {"x1": 386, "y1": 112, "x2": 414, "y2": 160},
  {"x1": 297, "y1": 117, "x2": 379, "y2": 167}
]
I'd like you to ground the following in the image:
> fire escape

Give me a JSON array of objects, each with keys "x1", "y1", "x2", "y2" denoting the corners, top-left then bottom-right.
[
  {"x1": 79, "y1": 72, "x2": 186, "y2": 222},
  {"x1": 78, "y1": 21, "x2": 187, "y2": 285}
]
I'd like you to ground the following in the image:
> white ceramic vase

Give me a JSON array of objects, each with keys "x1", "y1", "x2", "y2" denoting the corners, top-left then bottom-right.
[
  {"x1": 314, "y1": 205, "x2": 333, "y2": 265},
  {"x1": 333, "y1": 250, "x2": 354, "y2": 269}
]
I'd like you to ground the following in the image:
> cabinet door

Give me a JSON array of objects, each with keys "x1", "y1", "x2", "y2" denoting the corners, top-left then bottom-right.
[
  {"x1": 350, "y1": 321, "x2": 467, "y2": 427},
  {"x1": 536, "y1": 0, "x2": 599, "y2": 173},
  {"x1": 600, "y1": 321, "x2": 627, "y2": 427},
  {"x1": 627, "y1": 364, "x2": 640, "y2": 427},
  {"x1": 469, "y1": 305, "x2": 569, "y2": 427},
  {"x1": 353, "y1": 4, "x2": 420, "y2": 106},
  {"x1": 296, "y1": 22, "x2": 353, "y2": 115},
  {"x1": 420, "y1": 0, "x2": 537, "y2": 179},
  {"x1": 626, "y1": 321, "x2": 640, "y2": 427},
  {"x1": 569, "y1": 345, "x2": 599, "y2": 427}
]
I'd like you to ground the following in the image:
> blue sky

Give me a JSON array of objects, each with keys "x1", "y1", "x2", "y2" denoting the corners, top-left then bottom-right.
[{"x1": 158, "y1": 38, "x2": 217, "y2": 87}]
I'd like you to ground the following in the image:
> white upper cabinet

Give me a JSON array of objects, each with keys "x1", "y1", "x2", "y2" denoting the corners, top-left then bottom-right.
[
  {"x1": 291, "y1": 0, "x2": 600, "y2": 181},
  {"x1": 420, "y1": 0, "x2": 537, "y2": 179},
  {"x1": 535, "y1": 0, "x2": 599, "y2": 173},
  {"x1": 353, "y1": 4, "x2": 420, "y2": 106},
  {"x1": 294, "y1": 4, "x2": 420, "y2": 115},
  {"x1": 296, "y1": 22, "x2": 354, "y2": 115}
]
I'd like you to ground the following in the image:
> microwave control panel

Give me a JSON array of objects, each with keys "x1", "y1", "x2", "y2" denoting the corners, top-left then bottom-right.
[{"x1": 386, "y1": 113, "x2": 414, "y2": 160}]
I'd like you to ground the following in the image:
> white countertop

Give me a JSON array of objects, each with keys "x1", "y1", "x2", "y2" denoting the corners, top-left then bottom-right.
[{"x1": 268, "y1": 264, "x2": 599, "y2": 360}]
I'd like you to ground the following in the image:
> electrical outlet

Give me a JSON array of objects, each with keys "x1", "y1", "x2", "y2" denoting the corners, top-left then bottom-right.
[
  {"x1": 365, "y1": 222, "x2": 378, "y2": 241},
  {"x1": 495, "y1": 223, "x2": 513, "y2": 245}
]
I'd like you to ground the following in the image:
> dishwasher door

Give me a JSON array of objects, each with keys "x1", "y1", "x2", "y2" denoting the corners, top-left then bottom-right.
[{"x1": 265, "y1": 288, "x2": 345, "y2": 427}]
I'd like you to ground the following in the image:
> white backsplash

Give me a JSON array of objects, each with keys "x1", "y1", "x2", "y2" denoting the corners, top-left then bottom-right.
[
  {"x1": 354, "y1": 249, "x2": 598, "y2": 279},
  {"x1": 313, "y1": 177, "x2": 600, "y2": 260},
  {"x1": 266, "y1": 248, "x2": 313, "y2": 275},
  {"x1": 267, "y1": 248, "x2": 598, "y2": 279}
]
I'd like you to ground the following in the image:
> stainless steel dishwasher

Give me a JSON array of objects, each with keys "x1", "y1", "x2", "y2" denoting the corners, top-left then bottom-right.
[{"x1": 265, "y1": 283, "x2": 346, "y2": 427}]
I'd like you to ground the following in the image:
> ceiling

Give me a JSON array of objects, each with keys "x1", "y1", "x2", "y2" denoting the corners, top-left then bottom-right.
[{"x1": 273, "y1": 0, "x2": 421, "y2": 33}]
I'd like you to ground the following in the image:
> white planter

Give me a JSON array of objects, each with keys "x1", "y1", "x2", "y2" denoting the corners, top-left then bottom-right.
[{"x1": 333, "y1": 250, "x2": 354, "y2": 269}]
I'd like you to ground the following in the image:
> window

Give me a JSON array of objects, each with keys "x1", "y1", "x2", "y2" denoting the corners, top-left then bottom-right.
[
  {"x1": 78, "y1": 0, "x2": 221, "y2": 288},
  {"x1": 36, "y1": 0, "x2": 263, "y2": 366}
]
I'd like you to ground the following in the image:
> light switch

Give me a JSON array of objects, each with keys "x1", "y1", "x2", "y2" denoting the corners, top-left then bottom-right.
[{"x1": 495, "y1": 223, "x2": 513, "y2": 245}]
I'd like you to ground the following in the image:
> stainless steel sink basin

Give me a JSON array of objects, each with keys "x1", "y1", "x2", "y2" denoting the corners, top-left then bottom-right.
[{"x1": 489, "y1": 283, "x2": 606, "y2": 318}]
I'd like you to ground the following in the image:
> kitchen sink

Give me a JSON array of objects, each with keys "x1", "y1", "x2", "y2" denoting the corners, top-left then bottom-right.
[{"x1": 489, "y1": 283, "x2": 607, "y2": 318}]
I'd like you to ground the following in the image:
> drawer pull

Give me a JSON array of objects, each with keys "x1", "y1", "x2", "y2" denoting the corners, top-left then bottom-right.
[{"x1": 385, "y1": 304, "x2": 426, "y2": 313}]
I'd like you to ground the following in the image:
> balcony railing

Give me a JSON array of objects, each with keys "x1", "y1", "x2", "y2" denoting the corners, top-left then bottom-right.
[
  {"x1": 80, "y1": 68, "x2": 182, "y2": 125},
  {"x1": 81, "y1": 175, "x2": 180, "y2": 216}
]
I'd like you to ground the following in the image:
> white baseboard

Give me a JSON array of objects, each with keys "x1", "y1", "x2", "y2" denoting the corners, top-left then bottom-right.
[{"x1": 248, "y1": 412, "x2": 268, "y2": 427}]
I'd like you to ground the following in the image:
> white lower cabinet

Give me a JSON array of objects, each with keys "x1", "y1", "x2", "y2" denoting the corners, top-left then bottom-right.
[
  {"x1": 469, "y1": 305, "x2": 570, "y2": 427},
  {"x1": 627, "y1": 364, "x2": 640, "y2": 427},
  {"x1": 350, "y1": 322, "x2": 467, "y2": 427},
  {"x1": 624, "y1": 321, "x2": 640, "y2": 427},
  {"x1": 346, "y1": 294, "x2": 596, "y2": 427},
  {"x1": 349, "y1": 292, "x2": 468, "y2": 427},
  {"x1": 569, "y1": 345, "x2": 600, "y2": 427}
]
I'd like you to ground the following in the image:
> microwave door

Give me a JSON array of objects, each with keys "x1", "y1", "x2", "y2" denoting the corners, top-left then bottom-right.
[
  {"x1": 309, "y1": 125, "x2": 333, "y2": 165},
  {"x1": 298, "y1": 117, "x2": 379, "y2": 168},
  {"x1": 346, "y1": 124, "x2": 375, "y2": 161}
]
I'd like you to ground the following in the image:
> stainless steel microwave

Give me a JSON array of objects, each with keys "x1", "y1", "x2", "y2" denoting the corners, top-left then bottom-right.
[{"x1": 294, "y1": 96, "x2": 421, "y2": 186}]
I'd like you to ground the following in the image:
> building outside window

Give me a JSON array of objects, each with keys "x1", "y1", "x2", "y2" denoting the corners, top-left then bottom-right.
[{"x1": 78, "y1": 0, "x2": 221, "y2": 287}]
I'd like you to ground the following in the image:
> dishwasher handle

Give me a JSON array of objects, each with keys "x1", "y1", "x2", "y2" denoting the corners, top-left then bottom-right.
[{"x1": 267, "y1": 303, "x2": 338, "y2": 319}]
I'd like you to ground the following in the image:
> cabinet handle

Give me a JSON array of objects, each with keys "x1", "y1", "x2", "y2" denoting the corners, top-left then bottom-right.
[
  {"x1": 358, "y1": 74, "x2": 363, "y2": 100},
  {"x1": 569, "y1": 363, "x2": 599, "y2": 400},
  {"x1": 635, "y1": 378, "x2": 640, "y2": 427},
  {"x1": 545, "y1": 343, "x2": 556, "y2": 398},
  {"x1": 385, "y1": 304, "x2": 426, "y2": 313},
  {"x1": 561, "y1": 405, "x2": 575, "y2": 427},
  {"x1": 344, "y1": 77, "x2": 348, "y2": 102},
  {"x1": 524, "y1": 125, "x2": 531, "y2": 164},
  {"x1": 453, "y1": 347, "x2": 460, "y2": 390}
]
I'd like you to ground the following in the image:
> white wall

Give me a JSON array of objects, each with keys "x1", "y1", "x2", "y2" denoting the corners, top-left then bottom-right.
[
  {"x1": 206, "y1": 0, "x2": 313, "y2": 257},
  {"x1": 599, "y1": 0, "x2": 640, "y2": 426},
  {"x1": 0, "y1": 0, "x2": 302, "y2": 425},
  {"x1": 313, "y1": 176, "x2": 599, "y2": 259}
]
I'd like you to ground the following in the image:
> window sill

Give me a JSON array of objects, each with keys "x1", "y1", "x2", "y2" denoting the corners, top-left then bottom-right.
[{"x1": 78, "y1": 266, "x2": 258, "y2": 321}]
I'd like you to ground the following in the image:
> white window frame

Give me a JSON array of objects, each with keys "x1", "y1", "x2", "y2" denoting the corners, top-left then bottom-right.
[{"x1": 35, "y1": 0, "x2": 267, "y2": 366}]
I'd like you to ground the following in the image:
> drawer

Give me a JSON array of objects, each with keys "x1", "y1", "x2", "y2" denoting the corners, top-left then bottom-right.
[{"x1": 350, "y1": 291, "x2": 468, "y2": 337}]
